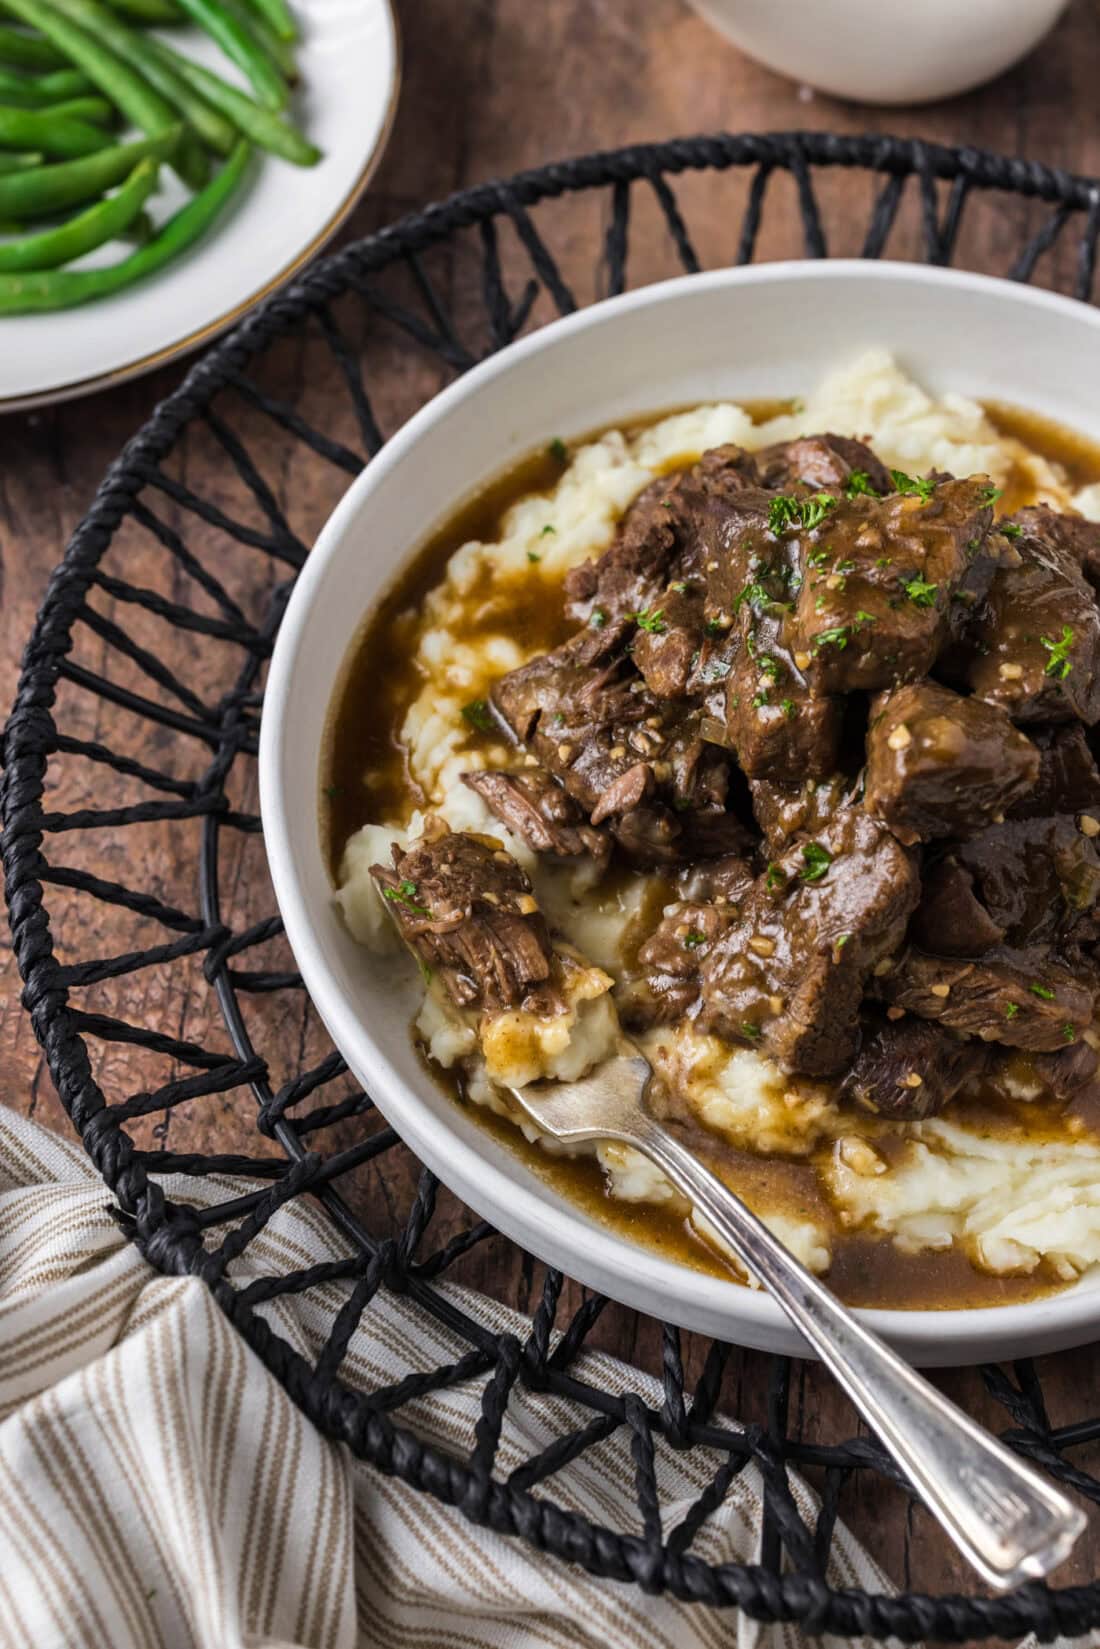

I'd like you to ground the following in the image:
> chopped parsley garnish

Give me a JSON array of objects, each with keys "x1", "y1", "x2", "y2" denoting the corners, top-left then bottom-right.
[
  {"x1": 590, "y1": 607, "x2": 607, "y2": 629},
  {"x1": 1041, "y1": 625, "x2": 1075, "y2": 680},
  {"x1": 1064, "y1": 1023, "x2": 1077, "y2": 1043},
  {"x1": 683, "y1": 930, "x2": 706, "y2": 949},
  {"x1": 740, "y1": 1021, "x2": 762, "y2": 1040},
  {"x1": 780, "y1": 697, "x2": 797, "y2": 720},
  {"x1": 890, "y1": 469, "x2": 936, "y2": 503},
  {"x1": 461, "y1": 698, "x2": 495, "y2": 733},
  {"x1": 1001, "y1": 522, "x2": 1022, "y2": 539},
  {"x1": 835, "y1": 558, "x2": 856, "y2": 576},
  {"x1": 552, "y1": 712, "x2": 565, "y2": 726},
  {"x1": 834, "y1": 932, "x2": 851, "y2": 950},
  {"x1": 814, "y1": 595, "x2": 826, "y2": 613},
  {"x1": 900, "y1": 575, "x2": 939, "y2": 608},
  {"x1": 705, "y1": 659, "x2": 730, "y2": 682},
  {"x1": 807, "y1": 549, "x2": 829, "y2": 568},
  {"x1": 540, "y1": 523, "x2": 556, "y2": 536},
  {"x1": 768, "y1": 491, "x2": 835, "y2": 534},
  {"x1": 800, "y1": 841, "x2": 833, "y2": 883},
  {"x1": 875, "y1": 556, "x2": 891, "y2": 568},
  {"x1": 844, "y1": 470, "x2": 877, "y2": 498},
  {"x1": 527, "y1": 550, "x2": 541, "y2": 563},
  {"x1": 669, "y1": 581, "x2": 688, "y2": 594},
  {"x1": 1029, "y1": 982, "x2": 1056, "y2": 1000},
  {"x1": 706, "y1": 616, "x2": 728, "y2": 635},
  {"x1": 980, "y1": 484, "x2": 1003, "y2": 505},
  {"x1": 734, "y1": 580, "x2": 771, "y2": 614},
  {"x1": 758, "y1": 653, "x2": 782, "y2": 682},
  {"x1": 419, "y1": 959, "x2": 433, "y2": 984},
  {"x1": 384, "y1": 880, "x2": 429, "y2": 916},
  {"x1": 632, "y1": 608, "x2": 666, "y2": 634},
  {"x1": 1005, "y1": 1002, "x2": 1020, "y2": 1020},
  {"x1": 765, "y1": 862, "x2": 786, "y2": 891},
  {"x1": 548, "y1": 437, "x2": 568, "y2": 463},
  {"x1": 752, "y1": 689, "x2": 770, "y2": 709},
  {"x1": 813, "y1": 626, "x2": 850, "y2": 651},
  {"x1": 854, "y1": 609, "x2": 877, "y2": 625}
]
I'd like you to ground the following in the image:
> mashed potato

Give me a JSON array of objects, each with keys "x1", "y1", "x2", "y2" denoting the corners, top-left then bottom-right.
[{"x1": 337, "y1": 352, "x2": 1100, "y2": 1290}]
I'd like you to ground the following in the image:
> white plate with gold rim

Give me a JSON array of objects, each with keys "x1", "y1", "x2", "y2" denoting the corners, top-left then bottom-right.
[
  {"x1": 260, "y1": 261, "x2": 1100, "y2": 1366},
  {"x1": 0, "y1": 0, "x2": 399, "y2": 411}
]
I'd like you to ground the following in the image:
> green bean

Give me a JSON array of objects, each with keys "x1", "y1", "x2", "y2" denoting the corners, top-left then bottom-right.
[
  {"x1": 169, "y1": 0, "x2": 286, "y2": 110},
  {"x1": 0, "y1": 0, "x2": 181, "y2": 139},
  {"x1": 220, "y1": 0, "x2": 293, "y2": 80},
  {"x1": 146, "y1": 36, "x2": 316, "y2": 164},
  {"x1": 0, "y1": 150, "x2": 155, "y2": 267},
  {"x1": 0, "y1": 22, "x2": 65, "y2": 64},
  {"x1": 0, "y1": 124, "x2": 177, "y2": 216},
  {"x1": 177, "y1": 120, "x2": 206, "y2": 185},
  {"x1": 45, "y1": 93, "x2": 116, "y2": 123},
  {"x1": 100, "y1": 0, "x2": 182, "y2": 22},
  {"x1": 0, "y1": 101, "x2": 112, "y2": 152},
  {"x1": 0, "y1": 144, "x2": 40, "y2": 166},
  {"x1": 0, "y1": 63, "x2": 91, "y2": 100},
  {"x1": 42, "y1": 0, "x2": 235, "y2": 154},
  {"x1": 0, "y1": 137, "x2": 248, "y2": 309},
  {"x1": 240, "y1": 0, "x2": 294, "y2": 46}
]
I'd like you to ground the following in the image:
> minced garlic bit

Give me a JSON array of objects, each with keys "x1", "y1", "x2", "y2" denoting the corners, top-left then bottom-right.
[
  {"x1": 999, "y1": 661, "x2": 1024, "y2": 681},
  {"x1": 899, "y1": 1071, "x2": 923, "y2": 1088},
  {"x1": 1080, "y1": 814, "x2": 1100, "y2": 838},
  {"x1": 886, "y1": 1005, "x2": 905, "y2": 1021},
  {"x1": 793, "y1": 651, "x2": 812, "y2": 670},
  {"x1": 930, "y1": 982, "x2": 951, "y2": 998},
  {"x1": 609, "y1": 744, "x2": 626, "y2": 760},
  {"x1": 748, "y1": 935, "x2": 776, "y2": 957},
  {"x1": 557, "y1": 742, "x2": 574, "y2": 763},
  {"x1": 873, "y1": 957, "x2": 894, "y2": 977},
  {"x1": 768, "y1": 994, "x2": 784, "y2": 1014},
  {"x1": 886, "y1": 723, "x2": 911, "y2": 751},
  {"x1": 516, "y1": 893, "x2": 538, "y2": 915}
]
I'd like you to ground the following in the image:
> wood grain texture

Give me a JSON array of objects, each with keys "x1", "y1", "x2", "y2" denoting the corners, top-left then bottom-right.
[{"x1": 3, "y1": 0, "x2": 1100, "y2": 1612}]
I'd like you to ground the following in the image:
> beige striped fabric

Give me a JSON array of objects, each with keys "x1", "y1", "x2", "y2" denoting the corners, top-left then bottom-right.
[{"x1": 0, "y1": 1099, "x2": 1036, "y2": 1649}]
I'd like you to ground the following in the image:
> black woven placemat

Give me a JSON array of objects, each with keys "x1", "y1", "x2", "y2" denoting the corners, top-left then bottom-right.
[{"x1": 5, "y1": 132, "x2": 1100, "y2": 1643}]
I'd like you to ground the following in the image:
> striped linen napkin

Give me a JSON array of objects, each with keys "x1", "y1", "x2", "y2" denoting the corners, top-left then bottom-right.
[{"x1": 0, "y1": 1098, "x2": 1045, "y2": 1649}]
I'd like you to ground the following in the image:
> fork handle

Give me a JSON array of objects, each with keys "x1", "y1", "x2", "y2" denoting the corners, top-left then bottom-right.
[{"x1": 625, "y1": 1116, "x2": 1084, "y2": 1591}]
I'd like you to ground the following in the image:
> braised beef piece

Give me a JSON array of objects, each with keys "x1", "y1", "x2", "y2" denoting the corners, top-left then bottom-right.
[
  {"x1": 910, "y1": 856, "x2": 1007, "y2": 956},
  {"x1": 987, "y1": 1040, "x2": 1100, "y2": 1106},
  {"x1": 864, "y1": 681, "x2": 1040, "y2": 844},
  {"x1": 1016, "y1": 503, "x2": 1100, "y2": 592},
  {"x1": 491, "y1": 625, "x2": 749, "y2": 868},
  {"x1": 756, "y1": 433, "x2": 892, "y2": 496},
  {"x1": 1007, "y1": 724, "x2": 1100, "y2": 819},
  {"x1": 784, "y1": 476, "x2": 997, "y2": 695},
  {"x1": 676, "y1": 853, "x2": 756, "y2": 906},
  {"x1": 960, "y1": 508, "x2": 1100, "y2": 724},
  {"x1": 750, "y1": 774, "x2": 853, "y2": 852},
  {"x1": 951, "y1": 814, "x2": 1100, "y2": 947},
  {"x1": 371, "y1": 820, "x2": 557, "y2": 1014},
  {"x1": 698, "y1": 810, "x2": 920, "y2": 1075},
  {"x1": 841, "y1": 1013, "x2": 987, "y2": 1120},
  {"x1": 621, "y1": 898, "x2": 737, "y2": 1029},
  {"x1": 873, "y1": 945, "x2": 1096, "y2": 1053},
  {"x1": 462, "y1": 768, "x2": 610, "y2": 869}
]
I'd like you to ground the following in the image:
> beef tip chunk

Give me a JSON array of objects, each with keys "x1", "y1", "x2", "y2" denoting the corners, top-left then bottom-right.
[
  {"x1": 1008, "y1": 724, "x2": 1100, "y2": 819},
  {"x1": 864, "y1": 681, "x2": 1040, "y2": 844},
  {"x1": 910, "y1": 856, "x2": 1007, "y2": 956},
  {"x1": 621, "y1": 899, "x2": 736, "y2": 1030},
  {"x1": 756, "y1": 433, "x2": 892, "y2": 496},
  {"x1": 630, "y1": 582, "x2": 707, "y2": 699},
  {"x1": 874, "y1": 945, "x2": 1095, "y2": 1052},
  {"x1": 961, "y1": 507, "x2": 1100, "y2": 724},
  {"x1": 841, "y1": 1013, "x2": 987, "y2": 1121},
  {"x1": 562, "y1": 446, "x2": 761, "y2": 627},
  {"x1": 698, "y1": 810, "x2": 919, "y2": 1075},
  {"x1": 988, "y1": 1039, "x2": 1100, "y2": 1106},
  {"x1": 750, "y1": 774, "x2": 852, "y2": 852},
  {"x1": 1016, "y1": 503, "x2": 1100, "y2": 591},
  {"x1": 491, "y1": 631, "x2": 748, "y2": 869},
  {"x1": 371, "y1": 820, "x2": 556, "y2": 1014},
  {"x1": 952, "y1": 814, "x2": 1100, "y2": 948},
  {"x1": 784, "y1": 476, "x2": 997, "y2": 694},
  {"x1": 462, "y1": 768, "x2": 610, "y2": 870},
  {"x1": 677, "y1": 853, "x2": 755, "y2": 906}
]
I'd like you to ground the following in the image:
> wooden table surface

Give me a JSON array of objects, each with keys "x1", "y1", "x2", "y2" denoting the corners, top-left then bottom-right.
[{"x1": 5, "y1": 0, "x2": 1100, "y2": 1619}]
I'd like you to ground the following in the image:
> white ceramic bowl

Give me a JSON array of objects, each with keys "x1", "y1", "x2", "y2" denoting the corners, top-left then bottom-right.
[
  {"x1": 689, "y1": 0, "x2": 1068, "y2": 105},
  {"x1": 261, "y1": 260, "x2": 1100, "y2": 1366}
]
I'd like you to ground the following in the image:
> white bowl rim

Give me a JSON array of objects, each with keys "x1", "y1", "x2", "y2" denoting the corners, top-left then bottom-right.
[{"x1": 260, "y1": 258, "x2": 1100, "y2": 1362}]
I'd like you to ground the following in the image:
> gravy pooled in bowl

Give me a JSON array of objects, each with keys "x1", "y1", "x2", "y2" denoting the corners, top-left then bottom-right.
[{"x1": 324, "y1": 350, "x2": 1100, "y2": 1308}]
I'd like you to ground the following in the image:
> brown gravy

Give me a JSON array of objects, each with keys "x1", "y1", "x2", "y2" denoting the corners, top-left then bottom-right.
[{"x1": 324, "y1": 399, "x2": 1100, "y2": 1311}]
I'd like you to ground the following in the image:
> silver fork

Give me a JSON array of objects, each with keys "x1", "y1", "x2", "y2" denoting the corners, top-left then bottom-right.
[{"x1": 506, "y1": 1048, "x2": 1086, "y2": 1591}]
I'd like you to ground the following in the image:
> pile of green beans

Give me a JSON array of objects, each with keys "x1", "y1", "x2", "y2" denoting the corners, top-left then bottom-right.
[{"x1": 0, "y1": 0, "x2": 318, "y2": 313}]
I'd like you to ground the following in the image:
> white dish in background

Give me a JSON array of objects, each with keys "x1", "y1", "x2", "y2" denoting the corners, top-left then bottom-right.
[
  {"x1": 689, "y1": 0, "x2": 1068, "y2": 105},
  {"x1": 0, "y1": 0, "x2": 399, "y2": 411},
  {"x1": 260, "y1": 261, "x2": 1100, "y2": 1366}
]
